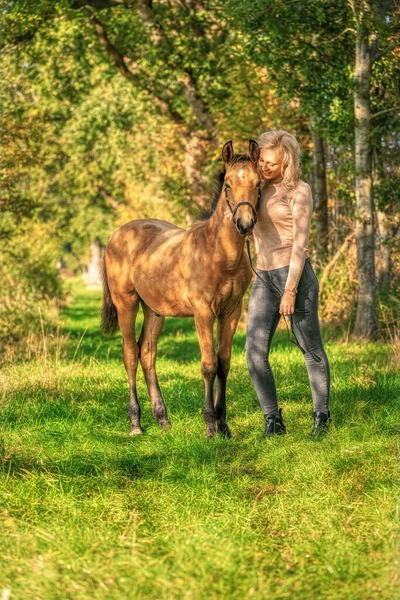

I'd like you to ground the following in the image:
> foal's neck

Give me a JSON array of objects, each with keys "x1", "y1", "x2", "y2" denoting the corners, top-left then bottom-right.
[{"x1": 207, "y1": 194, "x2": 245, "y2": 266}]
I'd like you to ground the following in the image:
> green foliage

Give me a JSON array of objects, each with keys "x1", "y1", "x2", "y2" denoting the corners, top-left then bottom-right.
[
  {"x1": 374, "y1": 175, "x2": 400, "y2": 212},
  {"x1": 226, "y1": 0, "x2": 353, "y2": 127},
  {"x1": 318, "y1": 246, "x2": 358, "y2": 329},
  {"x1": 0, "y1": 287, "x2": 398, "y2": 598},
  {"x1": 0, "y1": 220, "x2": 63, "y2": 352},
  {"x1": 0, "y1": 0, "x2": 398, "y2": 347}
]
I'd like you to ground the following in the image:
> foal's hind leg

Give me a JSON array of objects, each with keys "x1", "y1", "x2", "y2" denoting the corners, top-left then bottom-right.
[
  {"x1": 138, "y1": 304, "x2": 170, "y2": 430},
  {"x1": 215, "y1": 305, "x2": 242, "y2": 437},
  {"x1": 114, "y1": 294, "x2": 143, "y2": 435}
]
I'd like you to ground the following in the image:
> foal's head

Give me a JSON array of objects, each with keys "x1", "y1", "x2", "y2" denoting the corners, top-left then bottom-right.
[{"x1": 222, "y1": 140, "x2": 261, "y2": 236}]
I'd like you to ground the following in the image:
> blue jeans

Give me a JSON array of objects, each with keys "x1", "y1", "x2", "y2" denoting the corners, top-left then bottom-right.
[{"x1": 246, "y1": 259, "x2": 330, "y2": 418}]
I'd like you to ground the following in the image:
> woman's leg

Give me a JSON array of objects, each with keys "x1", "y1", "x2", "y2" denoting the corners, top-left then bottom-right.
[
  {"x1": 246, "y1": 272, "x2": 282, "y2": 418},
  {"x1": 290, "y1": 261, "x2": 330, "y2": 414}
]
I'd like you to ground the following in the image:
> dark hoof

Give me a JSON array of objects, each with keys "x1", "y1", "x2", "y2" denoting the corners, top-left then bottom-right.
[
  {"x1": 159, "y1": 419, "x2": 172, "y2": 431},
  {"x1": 218, "y1": 422, "x2": 232, "y2": 438},
  {"x1": 206, "y1": 424, "x2": 216, "y2": 440},
  {"x1": 130, "y1": 426, "x2": 143, "y2": 436}
]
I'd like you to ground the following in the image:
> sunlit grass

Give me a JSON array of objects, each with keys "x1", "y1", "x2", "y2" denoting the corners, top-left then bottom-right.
[{"x1": 0, "y1": 284, "x2": 398, "y2": 599}]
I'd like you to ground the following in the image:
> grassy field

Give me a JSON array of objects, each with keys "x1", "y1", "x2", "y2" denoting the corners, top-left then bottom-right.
[{"x1": 1, "y1": 284, "x2": 399, "y2": 600}]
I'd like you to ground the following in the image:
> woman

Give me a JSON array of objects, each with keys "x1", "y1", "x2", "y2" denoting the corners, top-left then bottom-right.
[{"x1": 245, "y1": 130, "x2": 331, "y2": 437}]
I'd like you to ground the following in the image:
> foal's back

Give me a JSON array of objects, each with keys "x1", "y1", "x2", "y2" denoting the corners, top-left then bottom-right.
[{"x1": 105, "y1": 217, "x2": 217, "y2": 317}]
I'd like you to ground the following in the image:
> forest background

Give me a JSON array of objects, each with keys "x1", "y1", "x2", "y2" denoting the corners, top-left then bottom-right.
[{"x1": 0, "y1": 0, "x2": 399, "y2": 354}]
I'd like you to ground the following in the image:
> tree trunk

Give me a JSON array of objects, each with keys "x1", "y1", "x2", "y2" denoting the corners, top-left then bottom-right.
[
  {"x1": 373, "y1": 145, "x2": 399, "y2": 290},
  {"x1": 183, "y1": 133, "x2": 214, "y2": 207},
  {"x1": 310, "y1": 118, "x2": 329, "y2": 260},
  {"x1": 353, "y1": 25, "x2": 376, "y2": 338},
  {"x1": 83, "y1": 238, "x2": 103, "y2": 288},
  {"x1": 376, "y1": 210, "x2": 392, "y2": 287}
]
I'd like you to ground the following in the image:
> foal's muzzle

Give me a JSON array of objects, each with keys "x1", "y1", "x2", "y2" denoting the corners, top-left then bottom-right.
[
  {"x1": 232, "y1": 201, "x2": 258, "y2": 236},
  {"x1": 236, "y1": 217, "x2": 256, "y2": 236},
  {"x1": 224, "y1": 185, "x2": 260, "y2": 236}
]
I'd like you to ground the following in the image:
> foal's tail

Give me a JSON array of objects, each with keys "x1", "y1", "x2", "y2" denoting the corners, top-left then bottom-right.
[{"x1": 101, "y1": 257, "x2": 119, "y2": 335}]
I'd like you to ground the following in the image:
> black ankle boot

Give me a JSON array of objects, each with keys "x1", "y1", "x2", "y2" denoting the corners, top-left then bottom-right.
[
  {"x1": 263, "y1": 408, "x2": 287, "y2": 437},
  {"x1": 310, "y1": 411, "x2": 331, "y2": 436}
]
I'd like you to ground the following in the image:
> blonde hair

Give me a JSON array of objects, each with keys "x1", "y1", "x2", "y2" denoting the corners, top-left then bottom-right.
[{"x1": 258, "y1": 130, "x2": 301, "y2": 189}]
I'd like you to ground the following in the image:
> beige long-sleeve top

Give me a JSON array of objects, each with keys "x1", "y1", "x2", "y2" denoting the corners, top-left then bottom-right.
[{"x1": 253, "y1": 180, "x2": 313, "y2": 293}]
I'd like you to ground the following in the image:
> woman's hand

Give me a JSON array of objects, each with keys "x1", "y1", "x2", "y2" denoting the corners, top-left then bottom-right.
[
  {"x1": 224, "y1": 207, "x2": 233, "y2": 221},
  {"x1": 279, "y1": 291, "x2": 295, "y2": 316}
]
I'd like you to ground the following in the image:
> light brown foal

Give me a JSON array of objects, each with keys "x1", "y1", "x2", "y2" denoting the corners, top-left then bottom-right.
[{"x1": 102, "y1": 140, "x2": 261, "y2": 439}]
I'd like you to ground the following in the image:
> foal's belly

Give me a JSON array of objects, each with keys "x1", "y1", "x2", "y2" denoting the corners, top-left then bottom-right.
[
  {"x1": 157, "y1": 306, "x2": 194, "y2": 318},
  {"x1": 145, "y1": 297, "x2": 194, "y2": 319},
  {"x1": 135, "y1": 277, "x2": 247, "y2": 319},
  {"x1": 134, "y1": 277, "x2": 194, "y2": 318}
]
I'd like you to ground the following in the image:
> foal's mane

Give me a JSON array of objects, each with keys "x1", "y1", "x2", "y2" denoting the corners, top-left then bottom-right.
[{"x1": 195, "y1": 154, "x2": 253, "y2": 222}]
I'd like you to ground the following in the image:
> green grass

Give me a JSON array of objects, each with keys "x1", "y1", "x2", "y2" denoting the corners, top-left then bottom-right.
[{"x1": 1, "y1": 284, "x2": 399, "y2": 599}]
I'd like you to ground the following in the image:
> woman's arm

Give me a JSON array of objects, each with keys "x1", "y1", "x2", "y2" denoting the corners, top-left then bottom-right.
[
  {"x1": 285, "y1": 182, "x2": 313, "y2": 293},
  {"x1": 279, "y1": 183, "x2": 313, "y2": 316}
]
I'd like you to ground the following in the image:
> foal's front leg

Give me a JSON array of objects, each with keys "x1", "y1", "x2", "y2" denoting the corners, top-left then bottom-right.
[
  {"x1": 194, "y1": 310, "x2": 217, "y2": 439},
  {"x1": 215, "y1": 305, "x2": 242, "y2": 437}
]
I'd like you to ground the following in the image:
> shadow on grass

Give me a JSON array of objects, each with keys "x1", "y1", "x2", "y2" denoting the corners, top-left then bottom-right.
[
  {"x1": 1, "y1": 409, "x2": 397, "y2": 493},
  {"x1": 0, "y1": 431, "x2": 267, "y2": 487},
  {"x1": 4, "y1": 302, "x2": 400, "y2": 434},
  {"x1": 3, "y1": 363, "x2": 399, "y2": 445}
]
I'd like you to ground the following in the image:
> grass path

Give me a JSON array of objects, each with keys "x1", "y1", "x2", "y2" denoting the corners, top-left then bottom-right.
[{"x1": 1, "y1": 285, "x2": 399, "y2": 599}]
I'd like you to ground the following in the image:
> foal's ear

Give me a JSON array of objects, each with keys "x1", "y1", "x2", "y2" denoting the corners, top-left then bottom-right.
[
  {"x1": 222, "y1": 141, "x2": 234, "y2": 164},
  {"x1": 248, "y1": 139, "x2": 260, "y2": 163}
]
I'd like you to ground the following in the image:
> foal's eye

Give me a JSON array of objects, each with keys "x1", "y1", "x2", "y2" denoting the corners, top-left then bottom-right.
[{"x1": 225, "y1": 183, "x2": 231, "y2": 190}]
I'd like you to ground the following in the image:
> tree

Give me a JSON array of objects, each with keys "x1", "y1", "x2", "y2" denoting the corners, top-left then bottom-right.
[
  {"x1": 350, "y1": 0, "x2": 399, "y2": 337},
  {"x1": 226, "y1": 0, "x2": 399, "y2": 338},
  {"x1": 226, "y1": 0, "x2": 353, "y2": 257},
  {"x1": 2, "y1": 0, "x2": 240, "y2": 203},
  {"x1": 310, "y1": 117, "x2": 329, "y2": 259}
]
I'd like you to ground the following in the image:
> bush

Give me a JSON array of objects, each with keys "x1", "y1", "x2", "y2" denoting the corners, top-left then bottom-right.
[
  {"x1": 318, "y1": 241, "x2": 400, "y2": 339},
  {"x1": 0, "y1": 220, "x2": 65, "y2": 358}
]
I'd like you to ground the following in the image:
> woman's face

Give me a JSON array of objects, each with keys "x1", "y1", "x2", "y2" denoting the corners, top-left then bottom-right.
[{"x1": 258, "y1": 147, "x2": 284, "y2": 182}]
